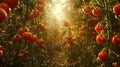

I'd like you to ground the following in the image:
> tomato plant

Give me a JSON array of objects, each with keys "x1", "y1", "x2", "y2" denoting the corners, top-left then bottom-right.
[
  {"x1": 0, "y1": 8, "x2": 7, "y2": 24},
  {"x1": 83, "y1": 6, "x2": 92, "y2": 14},
  {"x1": 98, "y1": 52, "x2": 108, "y2": 61},
  {"x1": 113, "y1": 4, "x2": 120, "y2": 15},
  {"x1": 96, "y1": 35, "x2": 107, "y2": 44}
]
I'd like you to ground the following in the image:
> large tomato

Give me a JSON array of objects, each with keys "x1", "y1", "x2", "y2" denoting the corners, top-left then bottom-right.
[
  {"x1": 92, "y1": 8, "x2": 102, "y2": 16},
  {"x1": 18, "y1": 53, "x2": 24, "y2": 59},
  {"x1": 98, "y1": 52, "x2": 108, "y2": 61},
  {"x1": 113, "y1": 4, "x2": 120, "y2": 15},
  {"x1": 37, "y1": 39, "x2": 44, "y2": 46},
  {"x1": 0, "y1": 2, "x2": 11, "y2": 15},
  {"x1": 34, "y1": 9, "x2": 40, "y2": 18},
  {"x1": 0, "y1": 8, "x2": 7, "y2": 24},
  {"x1": 3, "y1": 0, "x2": 19, "y2": 8},
  {"x1": 95, "y1": 23, "x2": 104, "y2": 33},
  {"x1": 27, "y1": 10, "x2": 35, "y2": 20},
  {"x1": 0, "y1": 50, "x2": 3, "y2": 57},
  {"x1": 96, "y1": 35, "x2": 107, "y2": 44},
  {"x1": 112, "y1": 35, "x2": 120, "y2": 45},
  {"x1": 83, "y1": 6, "x2": 92, "y2": 14},
  {"x1": 36, "y1": 4, "x2": 45, "y2": 12},
  {"x1": 22, "y1": 32, "x2": 33, "y2": 41}
]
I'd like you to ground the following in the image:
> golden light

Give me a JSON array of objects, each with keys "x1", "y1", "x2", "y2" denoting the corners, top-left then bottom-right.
[{"x1": 46, "y1": 0, "x2": 71, "y2": 26}]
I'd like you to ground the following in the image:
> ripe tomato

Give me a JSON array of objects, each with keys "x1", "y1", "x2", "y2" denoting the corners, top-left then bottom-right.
[
  {"x1": 113, "y1": 4, "x2": 120, "y2": 15},
  {"x1": 12, "y1": 35, "x2": 21, "y2": 42},
  {"x1": 27, "y1": 10, "x2": 35, "y2": 20},
  {"x1": 113, "y1": 62, "x2": 120, "y2": 67},
  {"x1": 3, "y1": 0, "x2": 19, "y2": 8},
  {"x1": 34, "y1": 9, "x2": 40, "y2": 18},
  {"x1": 22, "y1": 32, "x2": 33, "y2": 41},
  {"x1": 95, "y1": 23, "x2": 104, "y2": 33},
  {"x1": 37, "y1": 39, "x2": 44, "y2": 46},
  {"x1": 36, "y1": 4, "x2": 45, "y2": 12},
  {"x1": 37, "y1": 23, "x2": 46, "y2": 31},
  {"x1": 29, "y1": 35, "x2": 37, "y2": 42},
  {"x1": 96, "y1": 35, "x2": 107, "y2": 44},
  {"x1": 98, "y1": 52, "x2": 108, "y2": 61},
  {"x1": 83, "y1": 6, "x2": 92, "y2": 14},
  {"x1": 79, "y1": 30, "x2": 86, "y2": 36},
  {"x1": 0, "y1": 2, "x2": 11, "y2": 15},
  {"x1": 0, "y1": 50, "x2": 3, "y2": 57},
  {"x1": 18, "y1": 28, "x2": 26, "y2": 35},
  {"x1": 0, "y1": 8, "x2": 7, "y2": 24},
  {"x1": 92, "y1": 8, "x2": 102, "y2": 16},
  {"x1": 112, "y1": 35, "x2": 120, "y2": 45},
  {"x1": 18, "y1": 53, "x2": 24, "y2": 59}
]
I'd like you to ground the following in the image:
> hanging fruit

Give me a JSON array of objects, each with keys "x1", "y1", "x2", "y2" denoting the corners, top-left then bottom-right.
[
  {"x1": 95, "y1": 23, "x2": 104, "y2": 33},
  {"x1": 96, "y1": 35, "x2": 107, "y2": 44},
  {"x1": 0, "y1": 2, "x2": 11, "y2": 15},
  {"x1": 92, "y1": 8, "x2": 102, "y2": 16},
  {"x1": 0, "y1": 50, "x2": 3, "y2": 57},
  {"x1": 0, "y1": 8, "x2": 7, "y2": 24},
  {"x1": 83, "y1": 6, "x2": 92, "y2": 14},
  {"x1": 113, "y1": 4, "x2": 120, "y2": 15},
  {"x1": 2, "y1": 0, "x2": 20, "y2": 8},
  {"x1": 112, "y1": 35, "x2": 120, "y2": 45},
  {"x1": 98, "y1": 52, "x2": 108, "y2": 61}
]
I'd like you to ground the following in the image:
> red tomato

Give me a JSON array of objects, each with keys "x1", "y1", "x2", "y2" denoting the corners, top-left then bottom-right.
[
  {"x1": 112, "y1": 35, "x2": 120, "y2": 45},
  {"x1": 37, "y1": 23, "x2": 46, "y2": 31},
  {"x1": 0, "y1": 8, "x2": 7, "y2": 24},
  {"x1": 95, "y1": 24, "x2": 104, "y2": 33},
  {"x1": 3, "y1": 0, "x2": 19, "y2": 8},
  {"x1": 37, "y1": 39, "x2": 44, "y2": 46},
  {"x1": 79, "y1": 30, "x2": 86, "y2": 36},
  {"x1": 12, "y1": 35, "x2": 21, "y2": 42},
  {"x1": 98, "y1": 52, "x2": 108, "y2": 61},
  {"x1": 0, "y1": 2, "x2": 11, "y2": 15},
  {"x1": 113, "y1": 62, "x2": 120, "y2": 67},
  {"x1": 96, "y1": 35, "x2": 107, "y2": 44},
  {"x1": 0, "y1": 50, "x2": 3, "y2": 57},
  {"x1": 18, "y1": 28, "x2": 26, "y2": 35},
  {"x1": 18, "y1": 53, "x2": 24, "y2": 59},
  {"x1": 27, "y1": 10, "x2": 35, "y2": 20},
  {"x1": 36, "y1": 4, "x2": 45, "y2": 12},
  {"x1": 83, "y1": 6, "x2": 92, "y2": 14},
  {"x1": 29, "y1": 35, "x2": 37, "y2": 42},
  {"x1": 92, "y1": 8, "x2": 102, "y2": 16},
  {"x1": 113, "y1": 4, "x2": 120, "y2": 15},
  {"x1": 34, "y1": 9, "x2": 40, "y2": 18},
  {"x1": 22, "y1": 32, "x2": 33, "y2": 41}
]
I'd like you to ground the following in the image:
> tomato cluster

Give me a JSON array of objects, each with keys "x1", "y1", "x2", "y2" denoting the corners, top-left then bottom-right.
[
  {"x1": 27, "y1": 0, "x2": 45, "y2": 20},
  {"x1": 0, "y1": 0, "x2": 19, "y2": 24},
  {"x1": 83, "y1": 6, "x2": 102, "y2": 16}
]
